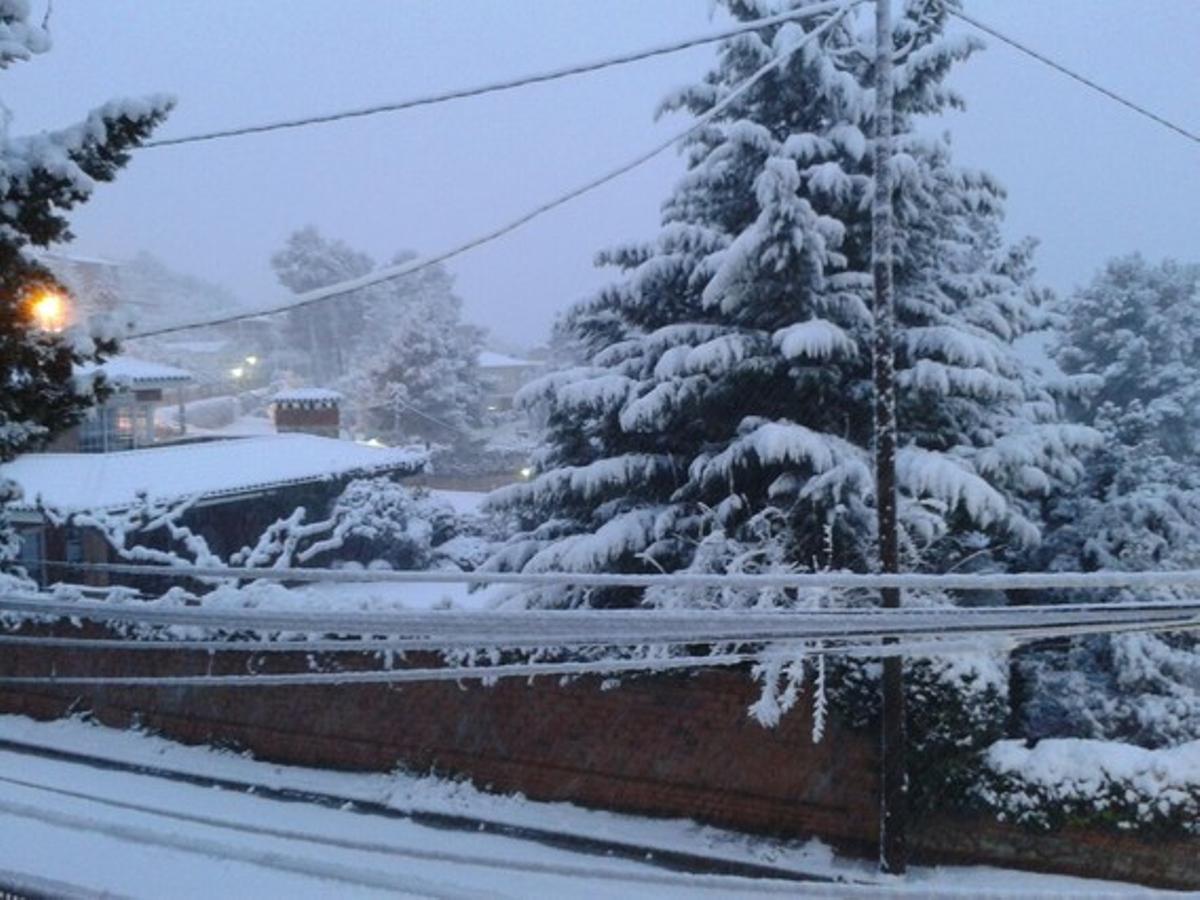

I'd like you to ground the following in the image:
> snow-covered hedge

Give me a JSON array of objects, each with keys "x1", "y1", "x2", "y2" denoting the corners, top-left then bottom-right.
[
  {"x1": 973, "y1": 738, "x2": 1200, "y2": 835},
  {"x1": 832, "y1": 647, "x2": 1009, "y2": 812}
]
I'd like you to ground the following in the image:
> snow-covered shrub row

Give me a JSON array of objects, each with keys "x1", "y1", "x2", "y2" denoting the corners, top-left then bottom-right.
[{"x1": 972, "y1": 738, "x2": 1200, "y2": 836}]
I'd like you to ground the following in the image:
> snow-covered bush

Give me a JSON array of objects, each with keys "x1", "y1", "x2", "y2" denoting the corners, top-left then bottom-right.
[
  {"x1": 831, "y1": 638, "x2": 1009, "y2": 813},
  {"x1": 972, "y1": 738, "x2": 1200, "y2": 836},
  {"x1": 304, "y1": 477, "x2": 484, "y2": 571},
  {"x1": 48, "y1": 476, "x2": 486, "y2": 579}
]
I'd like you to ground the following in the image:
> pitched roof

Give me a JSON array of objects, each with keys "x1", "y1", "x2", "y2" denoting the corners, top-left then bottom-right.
[
  {"x1": 76, "y1": 355, "x2": 193, "y2": 387},
  {"x1": 272, "y1": 387, "x2": 343, "y2": 406},
  {"x1": 1, "y1": 434, "x2": 426, "y2": 513}
]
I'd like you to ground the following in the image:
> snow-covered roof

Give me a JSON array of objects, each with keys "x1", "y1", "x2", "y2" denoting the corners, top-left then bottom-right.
[
  {"x1": 0, "y1": 434, "x2": 426, "y2": 514},
  {"x1": 77, "y1": 355, "x2": 193, "y2": 387},
  {"x1": 160, "y1": 339, "x2": 230, "y2": 354},
  {"x1": 477, "y1": 351, "x2": 538, "y2": 369},
  {"x1": 273, "y1": 387, "x2": 343, "y2": 406}
]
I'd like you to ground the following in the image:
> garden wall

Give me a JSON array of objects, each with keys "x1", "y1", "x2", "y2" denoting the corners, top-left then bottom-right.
[{"x1": 0, "y1": 636, "x2": 1194, "y2": 889}]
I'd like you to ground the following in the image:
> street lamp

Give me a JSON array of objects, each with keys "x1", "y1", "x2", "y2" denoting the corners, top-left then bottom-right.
[
  {"x1": 230, "y1": 366, "x2": 245, "y2": 380},
  {"x1": 29, "y1": 289, "x2": 67, "y2": 332}
]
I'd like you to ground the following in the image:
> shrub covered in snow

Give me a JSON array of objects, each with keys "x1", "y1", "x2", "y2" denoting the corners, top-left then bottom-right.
[
  {"x1": 306, "y1": 477, "x2": 487, "y2": 571},
  {"x1": 832, "y1": 639, "x2": 1009, "y2": 813},
  {"x1": 972, "y1": 738, "x2": 1200, "y2": 836}
]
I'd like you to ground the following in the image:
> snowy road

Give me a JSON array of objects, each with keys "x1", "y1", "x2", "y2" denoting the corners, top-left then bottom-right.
[
  {"x1": 0, "y1": 733, "x2": 814, "y2": 899},
  {"x1": 0, "y1": 716, "x2": 1154, "y2": 898}
]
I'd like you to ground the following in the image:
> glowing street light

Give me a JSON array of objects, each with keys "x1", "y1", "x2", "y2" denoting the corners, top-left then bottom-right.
[
  {"x1": 230, "y1": 366, "x2": 246, "y2": 380},
  {"x1": 29, "y1": 290, "x2": 66, "y2": 332},
  {"x1": 245, "y1": 355, "x2": 259, "y2": 366}
]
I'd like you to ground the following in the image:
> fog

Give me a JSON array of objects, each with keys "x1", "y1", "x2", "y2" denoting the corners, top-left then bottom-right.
[{"x1": 5, "y1": 0, "x2": 1198, "y2": 349}]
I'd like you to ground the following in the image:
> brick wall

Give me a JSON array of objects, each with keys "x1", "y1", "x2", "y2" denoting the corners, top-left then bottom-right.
[
  {"x1": 0, "y1": 632, "x2": 1195, "y2": 889},
  {"x1": 0, "y1": 636, "x2": 879, "y2": 850}
]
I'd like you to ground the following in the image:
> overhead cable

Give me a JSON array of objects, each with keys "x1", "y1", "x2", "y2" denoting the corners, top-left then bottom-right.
[
  {"x1": 949, "y1": 7, "x2": 1200, "y2": 146},
  {"x1": 126, "y1": 3, "x2": 859, "y2": 340},
  {"x1": 141, "y1": 2, "x2": 853, "y2": 149},
  {"x1": 40, "y1": 557, "x2": 1200, "y2": 593}
]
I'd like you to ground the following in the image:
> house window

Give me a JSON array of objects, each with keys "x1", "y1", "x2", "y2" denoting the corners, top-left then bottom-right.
[
  {"x1": 15, "y1": 526, "x2": 46, "y2": 586},
  {"x1": 79, "y1": 400, "x2": 139, "y2": 452}
]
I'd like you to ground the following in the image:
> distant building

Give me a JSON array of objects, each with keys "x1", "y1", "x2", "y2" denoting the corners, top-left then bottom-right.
[
  {"x1": 477, "y1": 351, "x2": 543, "y2": 411},
  {"x1": 3, "y1": 433, "x2": 425, "y2": 588},
  {"x1": 272, "y1": 388, "x2": 343, "y2": 439},
  {"x1": 50, "y1": 356, "x2": 193, "y2": 453},
  {"x1": 36, "y1": 252, "x2": 136, "y2": 328}
]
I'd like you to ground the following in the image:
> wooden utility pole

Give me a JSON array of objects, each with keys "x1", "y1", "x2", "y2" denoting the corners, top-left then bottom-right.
[{"x1": 872, "y1": 0, "x2": 908, "y2": 875}]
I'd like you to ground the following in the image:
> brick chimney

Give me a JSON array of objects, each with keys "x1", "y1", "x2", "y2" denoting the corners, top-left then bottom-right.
[{"x1": 272, "y1": 388, "x2": 342, "y2": 438}]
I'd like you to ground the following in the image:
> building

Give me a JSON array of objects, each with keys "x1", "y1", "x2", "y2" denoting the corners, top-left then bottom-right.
[
  {"x1": 477, "y1": 351, "x2": 543, "y2": 411},
  {"x1": 3, "y1": 433, "x2": 426, "y2": 588},
  {"x1": 51, "y1": 356, "x2": 193, "y2": 453},
  {"x1": 272, "y1": 388, "x2": 344, "y2": 439}
]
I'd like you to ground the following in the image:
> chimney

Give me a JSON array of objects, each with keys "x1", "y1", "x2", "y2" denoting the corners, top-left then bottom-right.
[{"x1": 272, "y1": 388, "x2": 342, "y2": 438}]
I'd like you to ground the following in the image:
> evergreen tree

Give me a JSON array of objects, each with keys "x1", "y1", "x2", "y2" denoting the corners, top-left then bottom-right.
[
  {"x1": 1022, "y1": 256, "x2": 1200, "y2": 747},
  {"x1": 349, "y1": 253, "x2": 486, "y2": 446},
  {"x1": 483, "y1": 0, "x2": 1090, "y2": 611},
  {"x1": 271, "y1": 226, "x2": 374, "y2": 386},
  {"x1": 0, "y1": 2, "x2": 172, "y2": 557}
]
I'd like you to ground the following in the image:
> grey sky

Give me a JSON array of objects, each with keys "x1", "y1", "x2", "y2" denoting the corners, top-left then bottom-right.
[{"x1": 5, "y1": 1, "x2": 1198, "y2": 349}]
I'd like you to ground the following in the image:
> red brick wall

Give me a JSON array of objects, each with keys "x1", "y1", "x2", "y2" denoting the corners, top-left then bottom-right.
[
  {"x1": 1, "y1": 634, "x2": 1196, "y2": 889},
  {"x1": 0, "y1": 638, "x2": 878, "y2": 849}
]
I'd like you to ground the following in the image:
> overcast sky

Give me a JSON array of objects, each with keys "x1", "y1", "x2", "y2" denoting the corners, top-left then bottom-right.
[{"x1": 5, "y1": 1, "x2": 1198, "y2": 350}]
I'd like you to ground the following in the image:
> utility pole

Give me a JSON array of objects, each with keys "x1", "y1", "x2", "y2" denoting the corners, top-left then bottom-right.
[{"x1": 872, "y1": 0, "x2": 907, "y2": 875}]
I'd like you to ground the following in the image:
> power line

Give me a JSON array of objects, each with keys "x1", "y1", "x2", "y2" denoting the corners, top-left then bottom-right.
[
  {"x1": 2, "y1": 590, "x2": 1197, "y2": 645},
  {"x1": 141, "y1": 2, "x2": 852, "y2": 149},
  {"x1": 36, "y1": 557, "x2": 1200, "y2": 593},
  {"x1": 126, "y1": 3, "x2": 860, "y2": 340},
  {"x1": 949, "y1": 7, "x2": 1200, "y2": 147}
]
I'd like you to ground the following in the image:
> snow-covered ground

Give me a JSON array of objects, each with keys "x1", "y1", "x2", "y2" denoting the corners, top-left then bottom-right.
[{"x1": 0, "y1": 715, "x2": 1154, "y2": 898}]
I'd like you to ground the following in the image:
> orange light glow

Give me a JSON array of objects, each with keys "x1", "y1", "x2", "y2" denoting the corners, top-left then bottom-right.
[{"x1": 30, "y1": 290, "x2": 67, "y2": 332}]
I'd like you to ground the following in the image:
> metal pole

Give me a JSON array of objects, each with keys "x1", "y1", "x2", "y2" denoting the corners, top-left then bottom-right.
[{"x1": 872, "y1": 0, "x2": 908, "y2": 875}]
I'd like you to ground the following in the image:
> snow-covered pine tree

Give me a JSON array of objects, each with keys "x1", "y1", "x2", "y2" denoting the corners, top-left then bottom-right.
[
  {"x1": 1021, "y1": 256, "x2": 1200, "y2": 747},
  {"x1": 349, "y1": 254, "x2": 486, "y2": 446},
  {"x1": 271, "y1": 227, "x2": 374, "y2": 386},
  {"x1": 483, "y1": 0, "x2": 1091, "y2": 611},
  {"x1": 0, "y1": 1, "x2": 172, "y2": 561}
]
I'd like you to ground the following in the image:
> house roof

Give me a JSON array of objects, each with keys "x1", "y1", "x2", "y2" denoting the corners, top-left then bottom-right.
[
  {"x1": 0, "y1": 434, "x2": 426, "y2": 514},
  {"x1": 77, "y1": 355, "x2": 194, "y2": 387},
  {"x1": 477, "y1": 350, "x2": 538, "y2": 369}
]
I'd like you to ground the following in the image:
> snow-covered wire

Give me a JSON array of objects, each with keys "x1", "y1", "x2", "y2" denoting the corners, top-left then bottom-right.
[
  {"x1": 2, "y1": 588, "x2": 1198, "y2": 667},
  {"x1": 0, "y1": 614, "x2": 1190, "y2": 657},
  {"x1": 5, "y1": 618, "x2": 1199, "y2": 688},
  {"x1": 41, "y1": 557, "x2": 1200, "y2": 593},
  {"x1": 949, "y1": 7, "x2": 1200, "y2": 147},
  {"x1": 2, "y1": 619, "x2": 1190, "y2": 657},
  {"x1": 126, "y1": 2, "x2": 861, "y2": 340},
  {"x1": 141, "y1": 2, "x2": 854, "y2": 150}
]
